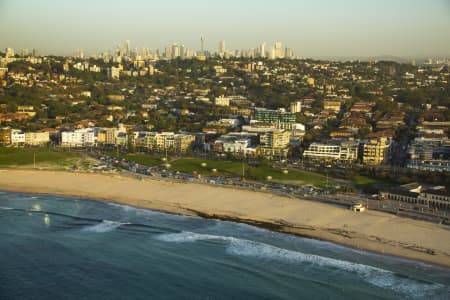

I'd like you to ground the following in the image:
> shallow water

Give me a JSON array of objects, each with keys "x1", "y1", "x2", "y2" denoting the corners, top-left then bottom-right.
[{"x1": 0, "y1": 191, "x2": 449, "y2": 299}]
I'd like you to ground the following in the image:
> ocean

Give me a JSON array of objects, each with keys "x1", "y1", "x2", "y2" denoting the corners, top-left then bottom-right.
[{"x1": 0, "y1": 191, "x2": 449, "y2": 299}]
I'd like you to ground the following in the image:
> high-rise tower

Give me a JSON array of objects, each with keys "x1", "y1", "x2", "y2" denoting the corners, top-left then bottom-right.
[
  {"x1": 200, "y1": 36, "x2": 205, "y2": 54},
  {"x1": 219, "y1": 40, "x2": 225, "y2": 56},
  {"x1": 260, "y1": 42, "x2": 266, "y2": 58}
]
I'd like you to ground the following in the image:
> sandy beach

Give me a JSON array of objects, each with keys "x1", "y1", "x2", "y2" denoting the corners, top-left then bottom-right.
[{"x1": 1, "y1": 169, "x2": 449, "y2": 269}]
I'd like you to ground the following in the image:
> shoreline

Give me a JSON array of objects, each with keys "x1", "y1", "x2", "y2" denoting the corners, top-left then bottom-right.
[{"x1": 1, "y1": 169, "x2": 450, "y2": 269}]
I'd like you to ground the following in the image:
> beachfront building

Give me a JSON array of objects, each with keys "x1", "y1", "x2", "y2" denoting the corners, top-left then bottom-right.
[
  {"x1": 10, "y1": 129, "x2": 25, "y2": 145},
  {"x1": 0, "y1": 128, "x2": 11, "y2": 145},
  {"x1": 95, "y1": 125, "x2": 128, "y2": 146},
  {"x1": 61, "y1": 128, "x2": 96, "y2": 147},
  {"x1": 174, "y1": 134, "x2": 196, "y2": 153},
  {"x1": 362, "y1": 137, "x2": 391, "y2": 165},
  {"x1": 133, "y1": 131, "x2": 151, "y2": 150},
  {"x1": 381, "y1": 186, "x2": 450, "y2": 210},
  {"x1": 303, "y1": 143, "x2": 340, "y2": 161},
  {"x1": 4, "y1": 129, "x2": 49, "y2": 146},
  {"x1": 142, "y1": 132, "x2": 195, "y2": 153},
  {"x1": 303, "y1": 140, "x2": 359, "y2": 162},
  {"x1": 418, "y1": 188, "x2": 450, "y2": 210},
  {"x1": 257, "y1": 129, "x2": 291, "y2": 158},
  {"x1": 214, "y1": 132, "x2": 258, "y2": 156},
  {"x1": 24, "y1": 131, "x2": 49, "y2": 146},
  {"x1": 156, "y1": 132, "x2": 175, "y2": 152}
]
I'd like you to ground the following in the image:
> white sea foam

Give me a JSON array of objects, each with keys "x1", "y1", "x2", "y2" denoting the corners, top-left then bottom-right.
[
  {"x1": 156, "y1": 231, "x2": 444, "y2": 297},
  {"x1": 0, "y1": 206, "x2": 13, "y2": 210},
  {"x1": 107, "y1": 201, "x2": 196, "y2": 220},
  {"x1": 82, "y1": 220, "x2": 129, "y2": 233}
]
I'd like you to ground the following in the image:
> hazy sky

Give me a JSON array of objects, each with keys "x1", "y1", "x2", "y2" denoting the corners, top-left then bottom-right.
[{"x1": 1, "y1": 0, "x2": 449, "y2": 58}]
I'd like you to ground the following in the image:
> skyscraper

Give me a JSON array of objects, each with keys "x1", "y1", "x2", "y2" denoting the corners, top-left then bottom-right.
[
  {"x1": 259, "y1": 42, "x2": 266, "y2": 58},
  {"x1": 180, "y1": 44, "x2": 185, "y2": 59},
  {"x1": 285, "y1": 47, "x2": 293, "y2": 59},
  {"x1": 125, "y1": 40, "x2": 130, "y2": 56},
  {"x1": 274, "y1": 42, "x2": 283, "y2": 59},
  {"x1": 164, "y1": 46, "x2": 171, "y2": 59},
  {"x1": 5, "y1": 48, "x2": 14, "y2": 58},
  {"x1": 219, "y1": 40, "x2": 225, "y2": 56},
  {"x1": 171, "y1": 44, "x2": 180, "y2": 59},
  {"x1": 200, "y1": 36, "x2": 205, "y2": 54},
  {"x1": 76, "y1": 48, "x2": 84, "y2": 59}
]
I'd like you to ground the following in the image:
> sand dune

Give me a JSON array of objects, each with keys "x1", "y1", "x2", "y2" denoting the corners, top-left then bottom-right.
[{"x1": 1, "y1": 169, "x2": 449, "y2": 268}]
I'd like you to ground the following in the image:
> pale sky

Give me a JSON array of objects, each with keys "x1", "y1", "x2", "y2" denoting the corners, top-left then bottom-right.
[{"x1": 1, "y1": 0, "x2": 449, "y2": 58}]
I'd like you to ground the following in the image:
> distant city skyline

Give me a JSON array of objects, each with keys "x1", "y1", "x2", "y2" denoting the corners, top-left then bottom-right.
[{"x1": 1, "y1": 0, "x2": 449, "y2": 58}]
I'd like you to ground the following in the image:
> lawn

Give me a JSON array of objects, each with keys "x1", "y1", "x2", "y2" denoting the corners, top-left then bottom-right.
[
  {"x1": 351, "y1": 175, "x2": 382, "y2": 187},
  {"x1": 170, "y1": 158, "x2": 334, "y2": 186},
  {"x1": 170, "y1": 158, "x2": 244, "y2": 177},
  {"x1": 106, "y1": 152, "x2": 163, "y2": 167},
  {"x1": 0, "y1": 147, "x2": 83, "y2": 168},
  {"x1": 98, "y1": 152, "x2": 338, "y2": 187}
]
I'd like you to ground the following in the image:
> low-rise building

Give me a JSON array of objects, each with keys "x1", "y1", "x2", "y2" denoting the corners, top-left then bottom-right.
[
  {"x1": 381, "y1": 186, "x2": 450, "y2": 210},
  {"x1": 61, "y1": 128, "x2": 96, "y2": 147},
  {"x1": 303, "y1": 141, "x2": 359, "y2": 162},
  {"x1": 323, "y1": 100, "x2": 342, "y2": 112},
  {"x1": 24, "y1": 131, "x2": 49, "y2": 146},
  {"x1": 214, "y1": 95, "x2": 230, "y2": 106},
  {"x1": 0, "y1": 128, "x2": 11, "y2": 145},
  {"x1": 11, "y1": 129, "x2": 25, "y2": 145}
]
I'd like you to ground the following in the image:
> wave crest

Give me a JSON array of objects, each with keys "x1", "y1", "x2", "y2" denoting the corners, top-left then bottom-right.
[
  {"x1": 156, "y1": 231, "x2": 444, "y2": 297},
  {"x1": 82, "y1": 220, "x2": 129, "y2": 233}
]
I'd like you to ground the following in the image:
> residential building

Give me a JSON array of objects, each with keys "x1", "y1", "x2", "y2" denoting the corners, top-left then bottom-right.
[
  {"x1": 362, "y1": 137, "x2": 390, "y2": 165},
  {"x1": 0, "y1": 128, "x2": 11, "y2": 145},
  {"x1": 107, "y1": 67, "x2": 121, "y2": 80},
  {"x1": 303, "y1": 143, "x2": 340, "y2": 161},
  {"x1": 24, "y1": 131, "x2": 49, "y2": 146},
  {"x1": 11, "y1": 129, "x2": 25, "y2": 145},
  {"x1": 61, "y1": 128, "x2": 96, "y2": 147},
  {"x1": 253, "y1": 108, "x2": 296, "y2": 129},
  {"x1": 174, "y1": 134, "x2": 195, "y2": 153},
  {"x1": 323, "y1": 100, "x2": 342, "y2": 112},
  {"x1": 155, "y1": 132, "x2": 175, "y2": 151},
  {"x1": 290, "y1": 101, "x2": 302, "y2": 113},
  {"x1": 258, "y1": 129, "x2": 291, "y2": 158},
  {"x1": 303, "y1": 141, "x2": 359, "y2": 162},
  {"x1": 214, "y1": 95, "x2": 230, "y2": 106}
]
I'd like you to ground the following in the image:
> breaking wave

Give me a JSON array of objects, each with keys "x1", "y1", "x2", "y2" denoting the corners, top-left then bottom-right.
[
  {"x1": 156, "y1": 231, "x2": 444, "y2": 298},
  {"x1": 0, "y1": 206, "x2": 14, "y2": 210},
  {"x1": 82, "y1": 220, "x2": 130, "y2": 233}
]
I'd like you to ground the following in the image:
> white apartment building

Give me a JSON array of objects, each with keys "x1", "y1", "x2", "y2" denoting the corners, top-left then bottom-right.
[
  {"x1": 11, "y1": 129, "x2": 25, "y2": 145},
  {"x1": 61, "y1": 128, "x2": 96, "y2": 147},
  {"x1": 303, "y1": 141, "x2": 359, "y2": 162}
]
